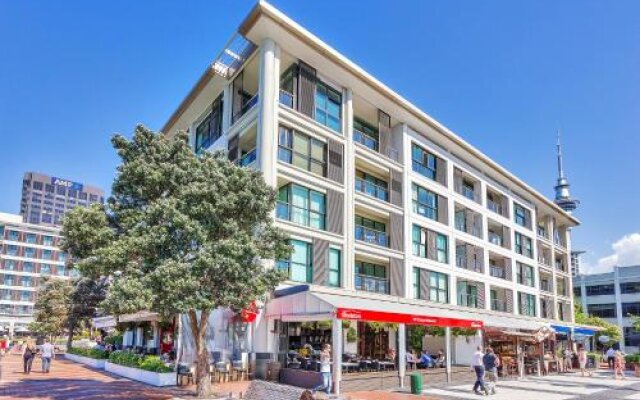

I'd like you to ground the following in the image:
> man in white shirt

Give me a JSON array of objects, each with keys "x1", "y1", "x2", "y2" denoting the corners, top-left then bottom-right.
[
  {"x1": 471, "y1": 346, "x2": 488, "y2": 395},
  {"x1": 40, "y1": 338, "x2": 55, "y2": 373},
  {"x1": 606, "y1": 347, "x2": 615, "y2": 369}
]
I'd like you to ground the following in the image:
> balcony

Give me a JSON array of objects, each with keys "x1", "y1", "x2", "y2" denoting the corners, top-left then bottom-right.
[
  {"x1": 540, "y1": 280, "x2": 553, "y2": 293},
  {"x1": 279, "y1": 89, "x2": 293, "y2": 108},
  {"x1": 232, "y1": 93, "x2": 259, "y2": 124},
  {"x1": 488, "y1": 232, "x2": 503, "y2": 247},
  {"x1": 355, "y1": 274, "x2": 389, "y2": 295},
  {"x1": 276, "y1": 201, "x2": 325, "y2": 230},
  {"x1": 456, "y1": 256, "x2": 483, "y2": 273},
  {"x1": 487, "y1": 199, "x2": 502, "y2": 215},
  {"x1": 555, "y1": 260, "x2": 566, "y2": 273},
  {"x1": 354, "y1": 128, "x2": 378, "y2": 152},
  {"x1": 355, "y1": 225, "x2": 389, "y2": 247},
  {"x1": 458, "y1": 293, "x2": 480, "y2": 308},
  {"x1": 537, "y1": 226, "x2": 549, "y2": 240},
  {"x1": 238, "y1": 148, "x2": 257, "y2": 167},
  {"x1": 454, "y1": 206, "x2": 483, "y2": 239},
  {"x1": 490, "y1": 264, "x2": 506, "y2": 279},
  {"x1": 355, "y1": 178, "x2": 388, "y2": 202},
  {"x1": 491, "y1": 298, "x2": 507, "y2": 312}
]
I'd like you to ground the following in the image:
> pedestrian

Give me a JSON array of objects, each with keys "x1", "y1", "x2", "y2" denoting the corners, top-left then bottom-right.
[
  {"x1": 483, "y1": 347, "x2": 498, "y2": 395},
  {"x1": 41, "y1": 338, "x2": 55, "y2": 373},
  {"x1": 576, "y1": 346, "x2": 591, "y2": 377},
  {"x1": 313, "y1": 344, "x2": 332, "y2": 394},
  {"x1": 606, "y1": 347, "x2": 615, "y2": 369},
  {"x1": 471, "y1": 346, "x2": 488, "y2": 396},
  {"x1": 613, "y1": 350, "x2": 626, "y2": 380},
  {"x1": 418, "y1": 350, "x2": 435, "y2": 368},
  {"x1": 564, "y1": 348, "x2": 573, "y2": 372},
  {"x1": 22, "y1": 340, "x2": 36, "y2": 374}
]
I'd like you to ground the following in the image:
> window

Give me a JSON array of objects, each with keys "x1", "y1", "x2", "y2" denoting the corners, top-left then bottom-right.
[
  {"x1": 279, "y1": 65, "x2": 295, "y2": 107},
  {"x1": 41, "y1": 214, "x2": 52, "y2": 224},
  {"x1": 573, "y1": 287, "x2": 581, "y2": 297},
  {"x1": 277, "y1": 240, "x2": 312, "y2": 283},
  {"x1": 3, "y1": 260, "x2": 17, "y2": 270},
  {"x1": 79, "y1": 192, "x2": 87, "y2": 200},
  {"x1": 24, "y1": 247, "x2": 36, "y2": 258},
  {"x1": 519, "y1": 292, "x2": 536, "y2": 316},
  {"x1": 587, "y1": 303, "x2": 616, "y2": 318},
  {"x1": 412, "y1": 144, "x2": 437, "y2": 181},
  {"x1": 20, "y1": 276, "x2": 32, "y2": 287},
  {"x1": 68, "y1": 189, "x2": 77, "y2": 198},
  {"x1": 57, "y1": 265, "x2": 66, "y2": 276},
  {"x1": 622, "y1": 302, "x2": 640, "y2": 316},
  {"x1": 621, "y1": 282, "x2": 640, "y2": 294},
  {"x1": 355, "y1": 261, "x2": 388, "y2": 294},
  {"x1": 429, "y1": 271, "x2": 449, "y2": 303},
  {"x1": 515, "y1": 233, "x2": 533, "y2": 258},
  {"x1": 412, "y1": 225, "x2": 448, "y2": 263},
  {"x1": 58, "y1": 252, "x2": 66, "y2": 262},
  {"x1": 40, "y1": 264, "x2": 51, "y2": 275},
  {"x1": 278, "y1": 126, "x2": 327, "y2": 176},
  {"x1": 20, "y1": 291, "x2": 31, "y2": 302},
  {"x1": 42, "y1": 249, "x2": 53, "y2": 260},
  {"x1": 8, "y1": 231, "x2": 19, "y2": 241},
  {"x1": 355, "y1": 216, "x2": 388, "y2": 247},
  {"x1": 315, "y1": 82, "x2": 342, "y2": 132},
  {"x1": 277, "y1": 184, "x2": 326, "y2": 230},
  {"x1": 625, "y1": 327, "x2": 640, "y2": 347},
  {"x1": 23, "y1": 262, "x2": 34, "y2": 273},
  {"x1": 194, "y1": 94, "x2": 223, "y2": 154},
  {"x1": 457, "y1": 281, "x2": 478, "y2": 307},
  {"x1": 516, "y1": 263, "x2": 535, "y2": 287},
  {"x1": 89, "y1": 194, "x2": 99, "y2": 202},
  {"x1": 3, "y1": 275, "x2": 13, "y2": 286},
  {"x1": 355, "y1": 171, "x2": 388, "y2": 202},
  {"x1": 56, "y1": 186, "x2": 66, "y2": 196},
  {"x1": 412, "y1": 184, "x2": 438, "y2": 221},
  {"x1": 25, "y1": 233, "x2": 37, "y2": 244},
  {"x1": 42, "y1": 236, "x2": 54, "y2": 246},
  {"x1": 353, "y1": 117, "x2": 379, "y2": 151},
  {"x1": 585, "y1": 284, "x2": 615, "y2": 296},
  {"x1": 45, "y1": 184, "x2": 54, "y2": 193},
  {"x1": 514, "y1": 203, "x2": 527, "y2": 227},
  {"x1": 412, "y1": 267, "x2": 421, "y2": 299},
  {"x1": 32, "y1": 181, "x2": 43, "y2": 191},
  {"x1": 328, "y1": 248, "x2": 341, "y2": 288}
]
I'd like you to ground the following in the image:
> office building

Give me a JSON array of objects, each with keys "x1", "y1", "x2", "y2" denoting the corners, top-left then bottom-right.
[
  {"x1": 571, "y1": 250, "x2": 585, "y2": 277},
  {"x1": 20, "y1": 172, "x2": 105, "y2": 226}
]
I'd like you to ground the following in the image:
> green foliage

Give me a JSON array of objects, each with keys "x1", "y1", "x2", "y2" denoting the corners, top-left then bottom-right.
[
  {"x1": 108, "y1": 351, "x2": 172, "y2": 373},
  {"x1": 408, "y1": 326, "x2": 427, "y2": 351},
  {"x1": 346, "y1": 327, "x2": 357, "y2": 343},
  {"x1": 31, "y1": 278, "x2": 73, "y2": 336},
  {"x1": 574, "y1": 303, "x2": 621, "y2": 343},
  {"x1": 625, "y1": 354, "x2": 640, "y2": 364},
  {"x1": 587, "y1": 352, "x2": 602, "y2": 362},
  {"x1": 368, "y1": 322, "x2": 398, "y2": 332},
  {"x1": 104, "y1": 334, "x2": 123, "y2": 346},
  {"x1": 67, "y1": 347, "x2": 108, "y2": 359}
]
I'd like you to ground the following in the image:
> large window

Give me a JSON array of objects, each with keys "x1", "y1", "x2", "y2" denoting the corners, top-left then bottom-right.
[
  {"x1": 457, "y1": 281, "x2": 479, "y2": 308},
  {"x1": 315, "y1": 82, "x2": 342, "y2": 132},
  {"x1": 412, "y1": 225, "x2": 448, "y2": 263},
  {"x1": 515, "y1": 232, "x2": 533, "y2": 258},
  {"x1": 519, "y1": 292, "x2": 536, "y2": 316},
  {"x1": 355, "y1": 216, "x2": 388, "y2": 247},
  {"x1": 412, "y1": 184, "x2": 438, "y2": 221},
  {"x1": 25, "y1": 233, "x2": 37, "y2": 244},
  {"x1": 514, "y1": 203, "x2": 528, "y2": 227},
  {"x1": 278, "y1": 126, "x2": 326, "y2": 176},
  {"x1": 42, "y1": 236, "x2": 54, "y2": 246},
  {"x1": 624, "y1": 327, "x2": 640, "y2": 347},
  {"x1": 587, "y1": 303, "x2": 616, "y2": 318},
  {"x1": 429, "y1": 271, "x2": 449, "y2": 303},
  {"x1": 355, "y1": 171, "x2": 388, "y2": 202},
  {"x1": 353, "y1": 117, "x2": 379, "y2": 151},
  {"x1": 328, "y1": 248, "x2": 341, "y2": 288},
  {"x1": 585, "y1": 284, "x2": 615, "y2": 296},
  {"x1": 194, "y1": 94, "x2": 223, "y2": 154},
  {"x1": 277, "y1": 240, "x2": 312, "y2": 283},
  {"x1": 516, "y1": 262, "x2": 535, "y2": 287},
  {"x1": 412, "y1": 267, "x2": 421, "y2": 299},
  {"x1": 355, "y1": 261, "x2": 388, "y2": 294},
  {"x1": 8, "y1": 231, "x2": 19, "y2": 241},
  {"x1": 621, "y1": 282, "x2": 640, "y2": 294},
  {"x1": 622, "y1": 302, "x2": 640, "y2": 316},
  {"x1": 277, "y1": 184, "x2": 325, "y2": 230},
  {"x1": 412, "y1": 144, "x2": 437, "y2": 181}
]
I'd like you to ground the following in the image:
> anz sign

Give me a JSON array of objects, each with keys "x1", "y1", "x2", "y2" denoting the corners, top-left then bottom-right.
[{"x1": 51, "y1": 177, "x2": 83, "y2": 191}]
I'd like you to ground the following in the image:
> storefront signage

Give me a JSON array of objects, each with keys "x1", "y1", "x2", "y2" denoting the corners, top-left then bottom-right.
[
  {"x1": 336, "y1": 308, "x2": 483, "y2": 329},
  {"x1": 51, "y1": 177, "x2": 84, "y2": 191}
]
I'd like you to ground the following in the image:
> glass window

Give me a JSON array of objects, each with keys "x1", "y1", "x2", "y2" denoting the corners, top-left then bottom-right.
[
  {"x1": 412, "y1": 144, "x2": 437, "y2": 181},
  {"x1": 585, "y1": 284, "x2": 615, "y2": 296},
  {"x1": 355, "y1": 215, "x2": 388, "y2": 247},
  {"x1": 40, "y1": 264, "x2": 51, "y2": 275},
  {"x1": 412, "y1": 267, "x2": 421, "y2": 299},
  {"x1": 24, "y1": 247, "x2": 36, "y2": 258},
  {"x1": 25, "y1": 233, "x2": 37, "y2": 244},
  {"x1": 58, "y1": 252, "x2": 66, "y2": 262},
  {"x1": 622, "y1": 302, "x2": 640, "y2": 316},
  {"x1": 355, "y1": 171, "x2": 388, "y2": 201},
  {"x1": 457, "y1": 281, "x2": 479, "y2": 307},
  {"x1": 517, "y1": 262, "x2": 535, "y2": 287},
  {"x1": 355, "y1": 261, "x2": 388, "y2": 294},
  {"x1": 4, "y1": 260, "x2": 17, "y2": 270},
  {"x1": 621, "y1": 282, "x2": 640, "y2": 294},
  {"x1": 278, "y1": 126, "x2": 327, "y2": 176},
  {"x1": 56, "y1": 186, "x2": 66, "y2": 196},
  {"x1": 42, "y1": 235, "x2": 54, "y2": 246},
  {"x1": 7, "y1": 245, "x2": 18, "y2": 256},
  {"x1": 514, "y1": 203, "x2": 527, "y2": 227},
  {"x1": 412, "y1": 184, "x2": 438, "y2": 221},
  {"x1": 277, "y1": 240, "x2": 312, "y2": 283},
  {"x1": 515, "y1": 233, "x2": 533, "y2": 258},
  {"x1": 519, "y1": 292, "x2": 536, "y2": 316},
  {"x1": 315, "y1": 82, "x2": 342, "y2": 132},
  {"x1": 429, "y1": 271, "x2": 448, "y2": 303},
  {"x1": 57, "y1": 265, "x2": 66, "y2": 276},
  {"x1": 276, "y1": 184, "x2": 325, "y2": 230},
  {"x1": 23, "y1": 262, "x2": 34, "y2": 273},
  {"x1": 42, "y1": 249, "x2": 52, "y2": 260},
  {"x1": 8, "y1": 231, "x2": 19, "y2": 241},
  {"x1": 194, "y1": 94, "x2": 223, "y2": 154},
  {"x1": 412, "y1": 225, "x2": 448, "y2": 263},
  {"x1": 353, "y1": 117, "x2": 379, "y2": 151},
  {"x1": 328, "y1": 248, "x2": 341, "y2": 287},
  {"x1": 33, "y1": 181, "x2": 43, "y2": 191},
  {"x1": 587, "y1": 303, "x2": 616, "y2": 318},
  {"x1": 45, "y1": 184, "x2": 54, "y2": 193}
]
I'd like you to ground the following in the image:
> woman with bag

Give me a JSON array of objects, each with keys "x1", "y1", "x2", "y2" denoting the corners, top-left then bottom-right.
[{"x1": 21, "y1": 340, "x2": 37, "y2": 374}]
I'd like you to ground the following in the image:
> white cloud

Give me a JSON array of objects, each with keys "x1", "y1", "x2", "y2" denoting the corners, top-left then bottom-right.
[{"x1": 582, "y1": 233, "x2": 640, "y2": 275}]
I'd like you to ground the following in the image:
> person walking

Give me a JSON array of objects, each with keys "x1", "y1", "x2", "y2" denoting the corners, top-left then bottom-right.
[
  {"x1": 483, "y1": 347, "x2": 498, "y2": 395},
  {"x1": 471, "y1": 346, "x2": 488, "y2": 395},
  {"x1": 606, "y1": 347, "x2": 615, "y2": 369},
  {"x1": 564, "y1": 348, "x2": 573, "y2": 372},
  {"x1": 577, "y1": 346, "x2": 592, "y2": 377},
  {"x1": 22, "y1": 340, "x2": 36, "y2": 374},
  {"x1": 313, "y1": 344, "x2": 332, "y2": 394},
  {"x1": 40, "y1": 338, "x2": 55, "y2": 373},
  {"x1": 613, "y1": 350, "x2": 626, "y2": 380}
]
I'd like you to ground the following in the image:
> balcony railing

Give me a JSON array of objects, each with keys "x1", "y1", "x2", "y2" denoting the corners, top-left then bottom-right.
[
  {"x1": 279, "y1": 90, "x2": 293, "y2": 108},
  {"x1": 355, "y1": 225, "x2": 389, "y2": 247},
  {"x1": 355, "y1": 178, "x2": 388, "y2": 202},
  {"x1": 355, "y1": 275, "x2": 389, "y2": 295},
  {"x1": 490, "y1": 265, "x2": 506, "y2": 279},
  {"x1": 276, "y1": 202, "x2": 325, "y2": 230},
  {"x1": 238, "y1": 148, "x2": 257, "y2": 167},
  {"x1": 540, "y1": 281, "x2": 552, "y2": 292},
  {"x1": 232, "y1": 93, "x2": 259, "y2": 124},
  {"x1": 537, "y1": 227, "x2": 549, "y2": 240},
  {"x1": 488, "y1": 232, "x2": 503, "y2": 246},
  {"x1": 353, "y1": 129, "x2": 379, "y2": 152},
  {"x1": 456, "y1": 256, "x2": 483, "y2": 273},
  {"x1": 455, "y1": 183, "x2": 478, "y2": 202},
  {"x1": 487, "y1": 199, "x2": 503, "y2": 215},
  {"x1": 538, "y1": 256, "x2": 550, "y2": 266},
  {"x1": 458, "y1": 293, "x2": 480, "y2": 308},
  {"x1": 555, "y1": 261, "x2": 566, "y2": 272},
  {"x1": 491, "y1": 298, "x2": 507, "y2": 312}
]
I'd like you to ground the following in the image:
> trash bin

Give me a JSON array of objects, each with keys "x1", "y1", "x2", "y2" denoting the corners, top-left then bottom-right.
[{"x1": 410, "y1": 372, "x2": 423, "y2": 394}]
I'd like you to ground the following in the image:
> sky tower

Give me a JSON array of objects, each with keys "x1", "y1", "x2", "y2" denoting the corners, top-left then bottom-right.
[{"x1": 554, "y1": 132, "x2": 580, "y2": 213}]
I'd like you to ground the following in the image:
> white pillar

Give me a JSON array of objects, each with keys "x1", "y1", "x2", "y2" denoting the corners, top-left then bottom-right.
[
  {"x1": 343, "y1": 88, "x2": 355, "y2": 290},
  {"x1": 398, "y1": 323, "x2": 407, "y2": 388},
  {"x1": 256, "y1": 37, "x2": 280, "y2": 187},
  {"x1": 614, "y1": 266, "x2": 625, "y2": 352},
  {"x1": 332, "y1": 316, "x2": 343, "y2": 395},
  {"x1": 445, "y1": 327, "x2": 452, "y2": 383}
]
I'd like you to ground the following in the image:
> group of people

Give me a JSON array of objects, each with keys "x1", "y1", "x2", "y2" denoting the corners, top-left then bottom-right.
[
  {"x1": 406, "y1": 349, "x2": 445, "y2": 369},
  {"x1": 605, "y1": 347, "x2": 627, "y2": 380},
  {"x1": 471, "y1": 346, "x2": 499, "y2": 396},
  {"x1": 20, "y1": 339, "x2": 56, "y2": 374}
]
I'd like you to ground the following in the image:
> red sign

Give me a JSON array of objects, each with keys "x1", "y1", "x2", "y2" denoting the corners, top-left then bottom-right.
[
  {"x1": 239, "y1": 301, "x2": 259, "y2": 323},
  {"x1": 336, "y1": 308, "x2": 483, "y2": 329}
]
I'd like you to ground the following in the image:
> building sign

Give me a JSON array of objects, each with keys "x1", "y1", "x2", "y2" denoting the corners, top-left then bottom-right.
[
  {"x1": 336, "y1": 308, "x2": 483, "y2": 329},
  {"x1": 92, "y1": 316, "x2": 117, "y2": 329},
  {"x1": 51, "y1": 177, "x2": 83, "y2": 191}
]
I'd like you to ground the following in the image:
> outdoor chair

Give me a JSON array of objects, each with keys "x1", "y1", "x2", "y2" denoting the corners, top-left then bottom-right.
[
  {"x1": 177, "y1": 364, "x2": 194, "y2": 386},
  {"x1": 213, "y1": 361, "x2": 230, "y2": 383},
  {"x1": 232, "y1": 359, "x2": 249, "y2": 381}
]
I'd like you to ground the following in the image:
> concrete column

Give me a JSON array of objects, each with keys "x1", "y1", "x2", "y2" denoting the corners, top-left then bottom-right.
[
  {"x1": 445, "y1": 327, "x2": 452, "y2": 383},
  {"x1": 614, "y1": 266, "x2": 624, "y2": 352},
  {"x1": 401, "y1": 124, "x2": 413, "y2": 298},
  {"x1": 332, "y1": 316, "x2": 343, "y2": 395},
  {"x1": 343, "y1": 88, "x2": 355, "y2": 290},
  {"x1": 222, "y1": 83, "x2": 232, "y2": 133},
  {"x1": 580, "y1": 277, "x2": 588, "y2": 316},
  {"x1": 256, "y1": 37, "x2": 280, "y2": 187},
  {"x1": 398, "y1": 323, "x2": 407, "y2": 388}
]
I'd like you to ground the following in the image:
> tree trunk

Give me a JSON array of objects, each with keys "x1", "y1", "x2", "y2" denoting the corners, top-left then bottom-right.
[
  {"x1": 188, "y1": 309, "x2": 212, "y2": 397},
  {"x1": 66, "y1": 318, "x2": 77, "y2": 349}
]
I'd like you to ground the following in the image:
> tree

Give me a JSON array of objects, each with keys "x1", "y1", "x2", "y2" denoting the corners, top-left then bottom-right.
[
  {"x1": 574, "y1": 303, "x2": 621, "y2": 344},
  {"x1": 65, "y1": 277, "x2": 108, "y2": 349},
  {"x1": 63, "y1": 126, "x2": 290, "y2": 397},
  {"x1": 29, "y1": 278, "x2": 72, "y2": 338}
]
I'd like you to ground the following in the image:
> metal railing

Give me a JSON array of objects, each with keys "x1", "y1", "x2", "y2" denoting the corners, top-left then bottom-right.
[
  {"x1": 537, "y1": 227, "x2": 548, "y2": 240},
  {"x1": 456, "y1": 256, "x2": 483, "y2": 273},
  {"x1": 355, "y1": 275, "x2": 389, "y2": 295},
  {"x1": 276, "y1": 202, "x2": 325, "y2": 230},
  {"x1": 355, "y1": 225, "x2": 389, "y2": 247},
  {"x1": 279, "y1": 90, "x2": 293, "y2": 108},
  {"x1": 458, "y1": 293, "x2": 480, "y2": 308},
  {"x1": 491, "y1": 299, "x2": 507, "y2": 312},
  {"x1": 490, "y1": 265, "x2": 506, "y2": 279},
  {"x1": 232, "y1": 93, "x2": 259, "y2": 124},
  {"x1": 238, "y1": 148, "x2": 257, "y2": 167},
  {"x1": 555, "y1": 261, "x2": 566, "y2": 272},
  {"x1": 353, "y1": 129, "x2": 379, "y2": 152},
  {"x1": 355, "y1": 178, "x2": 388, "y2": 202},
  {"x1": 540, "y1": 281, "x2": 553, "y2": 292},
  {"x1": 487, "y1": 199, "x2": 503, "y2": 215},
  {"x1": 488, "y1": 232, "x2": 503, "y2": 246}
]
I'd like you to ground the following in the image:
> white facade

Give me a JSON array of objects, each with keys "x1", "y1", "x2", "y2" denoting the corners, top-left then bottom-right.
[
  {"x1": 0, "y1": 212, "x2": 72, "y2": 337},
  {"x1": 163, "y1": 1, "x2": 579, "y2": 364},
  {"x1": 575, "y1": 265, "x2": 640, "y2": 353}
]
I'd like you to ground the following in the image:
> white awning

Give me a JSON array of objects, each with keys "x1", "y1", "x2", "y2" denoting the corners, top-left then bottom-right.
[
  {"x1": 118, "y1": 311, "x2": 158, "y2": 323},
  {"x1": 93, "y1": 316, "x2": 117, "y2": 329}
]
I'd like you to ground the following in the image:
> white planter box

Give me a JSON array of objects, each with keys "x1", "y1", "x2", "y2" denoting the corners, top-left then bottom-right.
[
  {"x1": 105, "y1": 361, "x2": 176, "y2": 387},
  {"x1": 65, "y1": 352, "x2": 107, "y2": 369}
]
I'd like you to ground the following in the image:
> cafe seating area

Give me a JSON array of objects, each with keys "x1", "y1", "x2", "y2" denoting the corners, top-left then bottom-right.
[{"x1": 284, "y1": 350, "x2": 397, "y2": 374}]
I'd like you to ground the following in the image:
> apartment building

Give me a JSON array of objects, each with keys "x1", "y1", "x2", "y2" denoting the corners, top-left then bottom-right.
[
  {"x1": 20, "y1": 172, "x2": 105, "y2": 226},
  {"x1": 0, "y1": 212, "x2": 73, "y2": 337},
  {"x1": 574, "y1": 265, "x2": 640, "y2": 353},
  {"x1": 162, "y1": 2, "x2": 580, "y2": 391}
]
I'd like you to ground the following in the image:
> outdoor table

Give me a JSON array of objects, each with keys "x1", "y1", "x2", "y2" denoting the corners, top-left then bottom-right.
[
  {"x1": 342, "y1": 362, "x2": 359, "y2": 373},
  {"x1": 379, "y1": 361, "x2": 395, "y2": 371}
]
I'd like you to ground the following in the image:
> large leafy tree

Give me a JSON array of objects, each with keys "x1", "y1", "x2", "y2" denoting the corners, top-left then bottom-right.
[
  {"x1": 29, "y1": 277, "x2": 72, "y2": 338},
  {"x1": 64, "y1": 125, "x2": 290, "y2": 396},
  {"x1": 574, "y1": 303, "x2": 621, "y2": 344}
]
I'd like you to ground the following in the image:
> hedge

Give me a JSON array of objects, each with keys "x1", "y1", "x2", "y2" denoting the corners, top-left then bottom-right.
[
  {"x1": 108, "y1": 351, "x2": 172, "y2": 373},
  {"x1": 68, "y1": 347, "x2": 109, "y2": 359}
]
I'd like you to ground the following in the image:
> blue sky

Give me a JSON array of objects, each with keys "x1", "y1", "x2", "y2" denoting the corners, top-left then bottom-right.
[{"x1": 1, "y1": 1, "x2": 638, "y2": 273}]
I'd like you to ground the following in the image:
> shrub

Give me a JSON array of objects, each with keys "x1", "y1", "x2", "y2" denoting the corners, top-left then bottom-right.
[
  {"x1": 68, "y1": 347, "x2": 108, "y2": 359},
  {"x1": 139, "y1": 356, "x2": 173, "y2": 373},
  {"x1": 108, "y1": 350, "x2": 172, "y2": 373},
  {"x1": 624, "y1": 353, "x2": 640, "y2": 364}
]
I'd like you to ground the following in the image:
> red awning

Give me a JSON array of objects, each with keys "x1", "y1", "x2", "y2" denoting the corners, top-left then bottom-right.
[{"x1": 337, "y1": 308, "x2": 483, "y2": 329}]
